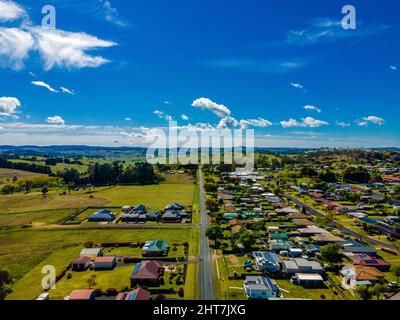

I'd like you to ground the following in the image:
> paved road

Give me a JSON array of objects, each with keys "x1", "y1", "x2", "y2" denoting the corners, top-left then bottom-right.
[
  {"x1": 199, "y1": 167, "x2": 216, "y2": 300},
  {"x1": 285, "y1": 194, "x2": 400, "y2": 251}
]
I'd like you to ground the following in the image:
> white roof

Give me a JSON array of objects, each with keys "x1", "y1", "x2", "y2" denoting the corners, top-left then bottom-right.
[
  {"x1": 80, "y1": 248, "x2": 102, "y2": 255},
  {"x1": 295, "y1": 273, "x2": 323, "y2": 281}
]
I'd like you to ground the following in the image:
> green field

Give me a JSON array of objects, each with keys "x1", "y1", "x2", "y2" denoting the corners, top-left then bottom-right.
[
  {"x1": 0, "y1": 173, "x2": 200, "y2": 300},
  {"x1": 3, "y1": 227, "x2": 199, "y2": 300}
]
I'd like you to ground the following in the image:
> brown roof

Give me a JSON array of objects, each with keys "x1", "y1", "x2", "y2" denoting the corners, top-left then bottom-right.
[
  {"x1": 69, "y1": 290, "x2": 95, "y2": 300},
  {"x1": 231, "y1": 225, "x2": 242, "y2": 234},
  {"x1": 131, "y1": 261, "x2": 162, "y2": 280},
  {"x1": 293, "y1": 219, "x2": 314, "y2": 227},
  {"x1": 288, "y1": 212, "x2": 309, "y2": 220},
  {"x1": 72, "y1": 256, "x2": 91, "y2": 264},
  {"x1": 311, "y1": 233, "x2": 344, "y2": 242},
  {"x1": 354, "y1": 266, "x2": 385, "y2": 281}
]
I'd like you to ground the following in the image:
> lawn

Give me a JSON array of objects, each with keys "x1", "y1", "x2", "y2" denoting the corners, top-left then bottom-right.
[
  {"x1": 2, "y1": 227, "x2": 199, "y2": 300},
  {"x1": 275, "y1": 279, "x2": 339, "y2": 300}
]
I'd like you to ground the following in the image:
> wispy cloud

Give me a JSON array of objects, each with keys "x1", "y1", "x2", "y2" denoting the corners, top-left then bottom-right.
[
  {"x1": 46, "y1": 115, "x2": 65, "y2": 125},
  {"x1": 390, "y1": 65, "x2": 397, "y2": 71},
  {"x1": 290, "y1": 82, "x2": 304, "y2": 89},
  {"x1": 31, "y1": 81, "x2": 58, "y2": 93},
  {"x1": 181, "y1": 114, "x2": 189, "y2": 121},
  {"x1": 98, "y1": 0, "x2": 130, "y2": 27},
  {"x1": 60, "y1": 87, "x2": 75, "y2": 95},
  {"x1": 336, "y1": 121, "x2": 351, "y2": 127},
  {"x1": 205, "y1": 59, "x2": 307, "y2": 74},
  {"x1": 287, "y1": 18, "x2": 392, "y2": 45},
  {"x1": 153, "y1": 110, "x2": 173, "y2": 121},
  {"x1": 303, "y1": 105, "x2": 321, "y2": 113}
]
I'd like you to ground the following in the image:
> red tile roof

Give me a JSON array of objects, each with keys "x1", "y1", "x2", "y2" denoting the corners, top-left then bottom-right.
[
  {"x1": 69, "y1": 289, "x2": 95, "y2": 300},
  {"x1": 94, "y1": 256, "x2": 116, "y2": 263},
  {"x1": 353, "y1": 257, "x2": 390, "y2": 268}
]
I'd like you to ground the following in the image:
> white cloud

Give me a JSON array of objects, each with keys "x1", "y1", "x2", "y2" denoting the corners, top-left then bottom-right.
[
  {"x1": 239, "y1": 118, "x2": 272, "y2": 129},
  {"x1": 181, "y1": 114, "x2": 189, "y2": 121},
  {"x1": 31, "y1": 27, "x2": 117, "y2": 70},
  {"x1": 164, "y1": 101, "x2": 171, "y2": 105},
  {"x1": 281, "y1": 117, "x2": 329, "y2": 128},
  {"x1": 0, "y1": 0, "x2": 26, "y2": 22},
  {"x1": 46, "y1": 115, "x2": 65, "y2": 125},
  {"x1": 125, "y1": 117, "x2": 132, "y2": 121},
  {"x1": 153, "y1": 110, "x2": 173, "y2": 121},
  {"x1": 192, "y1": 97, "x2": 231, "y2": 118},
  {"x1": 31, "y1": 81, "x2": 58, "y2": 93},
  {"x1": 290, "y1": 82, "x2": 304, "y2": 89},
  {"x1": 336, "y1": 121, "x2": 351, "y2": 127},
  {"x1": 217, "y1": 116, "x2": 238, "y2": 129},
  {"x1": 303, "y1": 105, "x2": 321, "y2": 113},
  {"x1": 28, "y1": 71, "x2": 37, "y2": 77},
  {"x1": 359, "y1": 115, "x2": 385, "y2": 126},
  {"x1": 60, "y1": 87, "x2": 75, "y2": 95},
  {"x1": 0, "y1": 27, "x2": 34, "y2": 70},
  {"x1": 99, "y1": 0, "x2": 129, "y2": 27},
  {"x1": 390, "y1": 65, "x2": 397, "y2": 71},
  {"x1": 0, "y1": 96, "x2": 21, "y2": 115}
]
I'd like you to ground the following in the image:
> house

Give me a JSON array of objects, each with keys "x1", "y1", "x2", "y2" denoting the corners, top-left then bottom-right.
[
  {"x1": 310, "y1": 233, "x2": 344, "y2": 244},
  {"x1": 162, "y1": 211, "x2": 182, "y2": 223},
  {"x1": 282, "y1": 258, "x2": 324, "y2": 275},
  {"x1": 305, "y1": 244, "x2": 320, "y2": 256},
  {"x1": 68, "y1": 289, "x2": 95, "y2": 301},
  {"x1": 353, "y1": 256, "x2": 391, "y2": 272},
  {"x1": 243, "y1": 276, "x2": 280, "y2": 300},
  {"x1": 270, "y1": 240, "x2": 294, "y2": 252},
  {"x1": 253, "y1": 252, "x2": 281, "y2": 273},
  {"x1": 165, "y1": 203, "x2": 184, "y2": 211},
  {"x1": 341, "y1": 265, "x2": 385, "y2": 288},
  {"x1": 116, "y1": 288, "x2": 151, "y2": 301},
  {"x1": 120, "y1": 213, "x2": 140, "y2": 222},
  {"x1": 291, "y1": 273, "x2": 324, "y2": 288},
  {"x1": 288, "y1": 248, "x2": 303, "y2": 257},
  {"x1": 94, "y1": 256, "x2": 117, "y2": 270},
  {"x1": 87, "y1": 209, "x2": 115, "y2": 222},
  {"x1": 130, "y1": 261, "x2": 163, "y2": 287},
  {"x1": 142, "y1": 240, "x2": 169, "y2": 257},
  {"x1": 71, "y1": 256, "x2": 91, "y2": 271},
  {"x1": 223, "y1": 213, "x2": 239, "y2": 220},
  {"x1": 80, "y1": 248, "x2": 103, "y2": 260},
  {"x1": 146, "y1": 211, "x2": 161, "y2": 221},
  {"x1": 131, "y1": 205, "x2": 146, "y2": 214},
  {"x1": 275, "y1": 207, "x2": 299, "y2": 216},
  {"x1": 269, "y1": 233, "x2": 289, "y2": 241}
]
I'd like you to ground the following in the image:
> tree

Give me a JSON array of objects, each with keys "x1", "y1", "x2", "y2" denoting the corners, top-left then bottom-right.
[
  {"x1": 205, "y1": 224, "x2": 223, "y2": 245},
  {"x1": 206, "y1": 198, "x2": 219, "y2": 212},
  {"x1": 0, "y1": 270, "x2": 13, "y2": 300},
  {"x1": 41, "y1": 187, "x2": 49, "y2": 197},
  {"x1": 239, "y1": 230, "x2": 256, "y2": 249},
  {"x1": 373, "y1": 283, "x2": 384, "y2": 300},
  {"x1": 390, "y1": 264, "x2": 400, "y2": 284},
  {"x1": 356, "y1": 285, "x2": 373, "y2": 300},
  {"x1": 87, "y1": 274, "x2": 97, "y2": 289},
  {"x1": 320, "y1": 244, "x2": 342, "y2": 264}
]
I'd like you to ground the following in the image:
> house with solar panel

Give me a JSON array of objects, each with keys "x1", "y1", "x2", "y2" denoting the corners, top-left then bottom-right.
[
  {"x1": 243, "y1": 276, "x2": 280, "y2": 300},
  {"x1": 130, "y1": 260, "x2": 163, "y2": 287},
  {"x1": 253, "y1": 252, "x2": 282, "y2": 273},
  {"x1": 142, "y1": 240, "x2": 170, "y2": 257},
  {"x1": 116, "y1": 288, "x2": 151, "y2": 301}
]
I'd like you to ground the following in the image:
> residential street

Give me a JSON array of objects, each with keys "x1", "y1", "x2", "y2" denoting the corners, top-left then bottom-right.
[
  {"x1": 199, "y1": 167, "x2": 216, "y2": 300},
  {"x1": 285, "y1": 194, "x2": 400, "y2": 251}
]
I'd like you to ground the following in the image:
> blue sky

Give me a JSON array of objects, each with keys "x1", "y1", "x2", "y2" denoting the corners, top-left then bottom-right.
[{"x1": 0, "y1": 0, "x2": 399, "y2": 147}]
